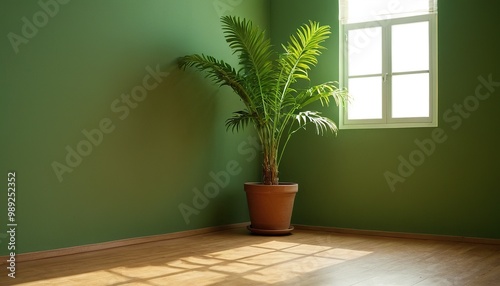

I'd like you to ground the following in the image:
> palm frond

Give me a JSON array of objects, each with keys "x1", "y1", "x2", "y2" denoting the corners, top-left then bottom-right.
[
  {"x1": 178, "y1": 54, "x2": 254, "y2": 110},
  {"x1": 296, "y1": 81, "x2": 348, "y2": 108},
  {"x1": 221, "y1": 16, "x2": 274, "y2": 80},
  {"x1": 225, "y1": 110, "x2": 254, "y2": 133},
  {"x1": 295, "y1": 111, "x2": 338, "y2": 136},
  {"x1": 272, "y1": 21, "x2": 332, "y2": 141},
  {"x1": 276, "y1": 21, "x2": 331, "y2": 93},
  {"x1": 221, "y1": 16, "x2": 275, "y2": 116}
]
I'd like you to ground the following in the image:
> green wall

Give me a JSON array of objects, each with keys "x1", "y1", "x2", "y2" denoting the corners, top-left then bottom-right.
[
  {"x1": 1, "y1": 0, "x2": 498, "y2": 257},
  {"x1": 272, "y1": 0, "x2": 500, "y2": 239},
  {"x1": 0, "y1": 0, "x2": 268, "y2": 255}
]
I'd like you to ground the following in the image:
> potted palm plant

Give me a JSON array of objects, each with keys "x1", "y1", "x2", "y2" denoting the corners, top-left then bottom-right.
[{"x1": 178, "y1": 16, "x2": 346, "y2": 235}]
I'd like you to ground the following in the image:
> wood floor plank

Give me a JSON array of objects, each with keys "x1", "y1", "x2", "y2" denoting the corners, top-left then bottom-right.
[{"x1": 2, "y1": 227, "x2": 499, "y2": 286}]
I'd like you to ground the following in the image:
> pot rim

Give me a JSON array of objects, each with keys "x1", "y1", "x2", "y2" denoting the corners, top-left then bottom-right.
[{"x1": 244, "y1": 182, "x2": 298, "y2": 186}]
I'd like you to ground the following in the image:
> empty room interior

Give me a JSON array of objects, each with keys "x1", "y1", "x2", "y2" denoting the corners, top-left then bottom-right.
[{"x1": 1, "y1": 0, "x2": 499, "y2": 285}]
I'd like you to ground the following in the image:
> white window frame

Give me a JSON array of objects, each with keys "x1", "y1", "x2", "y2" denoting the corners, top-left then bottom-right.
[{"x1": 339, "y1": 13, "x2": 438, "y2": 129}]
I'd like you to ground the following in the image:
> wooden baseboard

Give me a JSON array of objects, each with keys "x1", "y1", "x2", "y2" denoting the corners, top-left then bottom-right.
[
  {"x1": 294, "y1": 224, "x2": 500, "y2": 245},
  {"x1": 0, "y1": 222, "x2": 249, "y2": 264}
]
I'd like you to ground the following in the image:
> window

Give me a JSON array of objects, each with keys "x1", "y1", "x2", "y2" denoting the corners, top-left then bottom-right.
[{"x1": 339, "y1": 0, "x2": 438, "y2": 129}]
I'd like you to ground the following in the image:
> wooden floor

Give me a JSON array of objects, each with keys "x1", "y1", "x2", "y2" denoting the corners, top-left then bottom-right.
[{"x1": 3, "y1": 227, "x2": 500, "y2": 286}]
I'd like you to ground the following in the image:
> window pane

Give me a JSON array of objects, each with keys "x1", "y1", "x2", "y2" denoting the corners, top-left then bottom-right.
[
  {"x1": 392, "y1": 21, "x2": 429, "y2": 72},
  {"x1": 392, "y1": 73, "x2": 429, "y2": 118},
  {"x1": 348, "y1": 27, "x2": 382, "y2": 76},
  {"x1": 348, "y1": 77, "x2": 383, "y2": 120},
  {"x1": 342, "y1": 0, "x2": 433, "y2": 24}
]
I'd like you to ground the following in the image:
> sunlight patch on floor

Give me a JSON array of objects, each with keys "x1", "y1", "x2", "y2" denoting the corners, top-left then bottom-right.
[
  {"x1": 15, "y1": 240, "x2": 372, "y2": 285},
  {"x1": 207, "y1": 245, "x2": 275, "y2": 260},
  {"x1": 149, "y1": 270, "x2": 228, "y2": 286},
  {"x1": 109, "y1": 265, "x2": 184, "y2": 278}
]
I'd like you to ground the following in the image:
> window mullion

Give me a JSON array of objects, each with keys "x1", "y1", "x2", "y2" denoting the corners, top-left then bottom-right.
[
  {"x1": 340, "y1": 25, "x2": 347, "y2": 125},
  {"x1": 429, "y1": 15, "x2": 438, "y2": 123},
  {"x1": 383, "y1": 23, "x2": 391, "y2": 123}
]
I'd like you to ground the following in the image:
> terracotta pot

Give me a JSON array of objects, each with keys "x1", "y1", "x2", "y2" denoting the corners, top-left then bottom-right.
[{"x1": 244, "y1": 182, "x2": 298, "y2": 235}]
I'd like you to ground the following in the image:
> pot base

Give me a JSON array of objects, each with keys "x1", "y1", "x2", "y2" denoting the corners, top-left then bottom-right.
[{"x1": 247, "y1": 225, "x2": 294, "y2": 236}]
